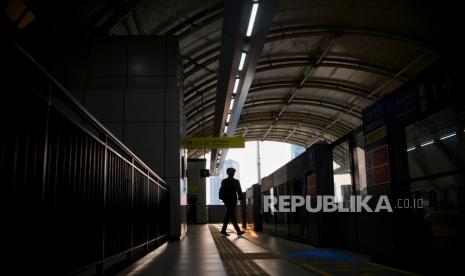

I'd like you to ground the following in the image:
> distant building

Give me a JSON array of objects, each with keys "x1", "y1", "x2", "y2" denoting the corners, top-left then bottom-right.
[
  {"x1": 209, "y1": 159, "x2": 240, "y2": 205},
  {"x1": 291, "y1": 144, "x2": 306, "y2": 159}
]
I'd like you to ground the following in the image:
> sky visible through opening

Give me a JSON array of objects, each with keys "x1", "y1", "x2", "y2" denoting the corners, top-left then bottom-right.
[{"x1": 206, "y1": 141, "x2": 305, "y2": 204}]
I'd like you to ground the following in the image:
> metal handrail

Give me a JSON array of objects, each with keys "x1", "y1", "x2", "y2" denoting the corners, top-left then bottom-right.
[{"x1": 12, "y1": 40, "x2": 166, "y2": 186}]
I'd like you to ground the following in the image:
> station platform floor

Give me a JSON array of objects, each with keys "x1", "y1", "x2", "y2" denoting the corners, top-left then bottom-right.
[{"x1": 117, "y1": 224, "x2": 415, "y2": 276}]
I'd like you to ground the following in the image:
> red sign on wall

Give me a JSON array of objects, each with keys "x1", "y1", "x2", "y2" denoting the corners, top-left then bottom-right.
[
  {"x1": 373, "y1": 164, "x2": 390, "y2": 185},
  {"x1": 372, "y1": 146, "x2": 389, "y2": 167},
  {"x1": 365, "y1": 144, "x2": 390, "y2": 186}
]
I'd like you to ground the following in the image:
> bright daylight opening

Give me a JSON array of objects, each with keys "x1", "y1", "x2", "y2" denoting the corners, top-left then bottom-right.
[{"x1": 206, "y1": 141, "x2": 305, "y2": 205}]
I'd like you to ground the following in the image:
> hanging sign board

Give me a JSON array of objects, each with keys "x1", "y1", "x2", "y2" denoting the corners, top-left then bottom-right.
[{"x1": 182, "y1": 136, "x2": 245, "y2": 149}]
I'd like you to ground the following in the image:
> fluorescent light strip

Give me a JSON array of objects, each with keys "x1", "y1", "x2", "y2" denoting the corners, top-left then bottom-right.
[
  {"x1": 420, "y1": 140, "x2": 434, "y2": 147},
  {"x1": 226, "y1": 113, "x2": 231, "y2": 123},
  {"x1": 229, "y1": 98, "x2": 235, "y2": 110},
  {"x1": 440, "y1": 132, "x2": 456, "y2": 140},
  {"x1": 233, "y1": 78, "x2": 240, "y2": 93},
  {"x1": 238, "y1": 52, "x2": 246, "y2": 71},
  {"x1": 407, "y1": 146, "x2": 416, "y2": 152},
  {"x1": 246, "y1": 3, "x2": 259, "y2": 37}
]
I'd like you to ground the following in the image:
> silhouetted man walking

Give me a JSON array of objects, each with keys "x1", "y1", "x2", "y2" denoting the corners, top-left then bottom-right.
[{"x1": 219, "y1": 167, "x2": 244, "y2": 236}]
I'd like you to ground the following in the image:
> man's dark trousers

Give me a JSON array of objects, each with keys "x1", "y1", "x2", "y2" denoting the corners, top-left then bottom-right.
[{"x1": 221, "y1": 201, "x2": 241, "y2": 233}]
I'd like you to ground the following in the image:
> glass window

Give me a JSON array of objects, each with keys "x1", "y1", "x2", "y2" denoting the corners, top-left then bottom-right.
[
  {"x1": 332, "y1": 141, "x2": 353, "y2": 204},
  {"x1": 353, "y1": 130, "x2": 368, "y2": 197},
  {"x1": 405, "y1": 106, "x2": 465, "y2": 211}
]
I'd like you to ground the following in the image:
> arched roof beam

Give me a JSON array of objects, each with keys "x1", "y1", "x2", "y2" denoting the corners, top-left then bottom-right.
[
  {"x1": 185, "y1": 76, "x2": 217, "y2": 102},
  {"x1": 244, "y1": 135, "x2": 317, "y2": 147},
  {"x1": 242, "y1": 98, "x2": 361, "y2": 119},
  {"x1": 185, "y1": 74, "x2": 376, "y2": 107},
  {"x1": 182, "y1": 25, "x2": 433, "y2": 80},
  {"x1": 186, "y1": 102, "x2": 357, "y2": 136},
  {"x1": 255, "y1": 57, "x2": 410, "y2": 82},
  {"x1": 237, "y1": 127, "x2": 333, "y2": 145},
  {"x1": 239, "y1": 111, "x2": 356, "y2": 132},
  {"x1": 187, "y1": 93, "x2": 362, "y2": 121},
  {"x1": 238, "y1": 116, "x2": 353, "y2": 136},
  {"x1": 185, "y1": 56, "x2": 391, "y2": 103},
  {"x1": 306, "y1": 53, "x2": 428, "y2": 147},
  {"x1": 250, "y1": 79, "x2": 375, "y2": 100},
  {"x1": 184, "y1": 46, "x2": 221, "y2": 73},
  {"x1": 252, "y1": 137, "x2": 307, "y2": 147},
  {"x1": 236, "y1": 119, "x2": 346, "y2": 138},
  {"x1": 188, "y1": 108, "x2": 357, "y2": 134},
  {"x1": 267, "y1": 25, "x2": 433, "y2": 52},
  {"x1": 186, "y1": 113, "x2": 350, "y2": 138}
]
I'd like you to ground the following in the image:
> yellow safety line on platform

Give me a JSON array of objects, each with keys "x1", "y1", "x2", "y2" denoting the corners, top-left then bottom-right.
[
  {"x1": 301, "y1": 263, "x2": 332, "y2": 276},
  {"x1": 367, "y1": 261, "x2": 419, "y2": 275}
]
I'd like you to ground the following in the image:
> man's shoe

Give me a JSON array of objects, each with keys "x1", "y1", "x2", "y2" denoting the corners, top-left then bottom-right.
[
  {"x1": 220, "y1": 231, "x2": 230, "y2": 236},
  {"x1": 237, "y1": 230, "x2": 245, "y2": 236}
]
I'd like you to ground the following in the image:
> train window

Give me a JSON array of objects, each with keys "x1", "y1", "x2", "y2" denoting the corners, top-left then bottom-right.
[
  {"x1": 332, "y1": 140, "x2": 353, "y2": 204},
  {"x1": 404, "y1": 106, "x2": 465, "y2": 212}
]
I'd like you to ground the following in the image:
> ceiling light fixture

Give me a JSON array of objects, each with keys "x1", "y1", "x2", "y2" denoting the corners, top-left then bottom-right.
[
  {"x1": 229, "y1": 98, "x2": 235, "y2": 110},
  {"x1": 246, "y1": 3, "x2": 259, "y2": 37},
  {"x1": 440, "y1": 132, "x2": 456, "y2": 140},
  {"x1": 238, "y1": 52, "x2": 247, "y2": 70},
  {"x1": 233, "y1": 77, "x2": 240, "y2": 93},
  {"x1": 420, "y1": 140, "x2": 434, "y2": 147}
]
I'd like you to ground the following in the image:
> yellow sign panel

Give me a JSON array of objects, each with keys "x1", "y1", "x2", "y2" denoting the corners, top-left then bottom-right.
[
  {"x1": 366, "y1": 126, "x2": 387, "y2": 145},
  {"x1": 182, "y1": 136, "x2": 245, "y2": 149}
]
